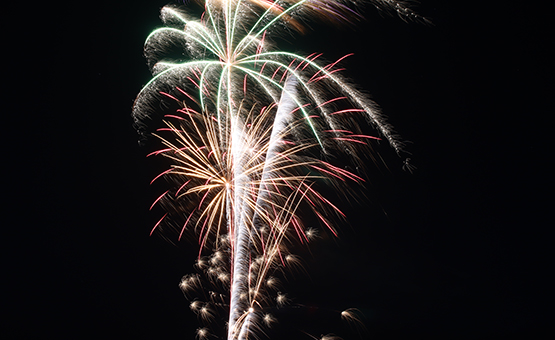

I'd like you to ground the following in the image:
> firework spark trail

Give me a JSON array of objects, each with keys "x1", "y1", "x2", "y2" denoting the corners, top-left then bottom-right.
[
  {"x1": 229, "y1": 75, "x2": 298, "y2": 339},
  {"x1": 252, "y1": 74, "x2": 298, "y2": 230},
  {"x1": 134, "y1": 1, "x2": 424, "y2": 339},
  {"x1": 228, "y1": 105, "x2": 251, "y2": 340}
]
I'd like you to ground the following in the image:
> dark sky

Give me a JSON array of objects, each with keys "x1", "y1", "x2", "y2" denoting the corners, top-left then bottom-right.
[{"x1": 8, "y1": 1, "x2": 552, "y2": 339}]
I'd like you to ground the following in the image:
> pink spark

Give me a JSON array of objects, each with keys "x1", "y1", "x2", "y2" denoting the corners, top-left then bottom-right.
[
  {"x1": 151, "y1": 168, "x2": 173, "y2": 184},
  {"x1": 146, "y1": 148, "x2": 172, "y2": 157},
  {"x1": 256, "y1": 31, "x2": 267, "y2": 58},
  {"x1": 322, "y1": 162, "x2": 365, "y2": 182},
  {"x1": 176, "y1": 86, "x2": 200, "y2": 105},
  {"x1": 309, "y1": 164, "x2": 345, "y2": 181},
  {"x1": 280, "y1": 58, "x2": 297, "y2": 82},
  {"x1": 347, "y1": 134, "x2": 381, "y2": 140},
  {"x1": 291, "y1": 217, "x2": 307, "y2": 243},
  {"x1": 323, "y1": 129, "x2": 352, "y2": 134},
  {"x1": 243, "y1": 74, "x2": 248, "y2": 94},
  {"x1": 156, "y1": 127, "x2": 183, "y2": 132},
  {"x1": 187, "y1": 76, "x2": 201, "y2": 89},
  {"x1": 150, "y1": 190, "x2": 169, "y2": 210},
  {"x1": 164, "y1": 114, "x2": 186, "y2": 120},
  {"x1": 309, "y1": 68, "x2": 345, "y2": 83},
  {"x1": 176, "y1": 179, "x2": 192, "y2": 196},
  {"x1": 297, "y1": 53, "x2": 322, "y2": 71},
  {"x1": 259, "y1": 61, "x2": 268, "y2": 77},
  {"x1": 150, "y1": 213, "x2": 168, "y2": 236},
  {"x1": 315, "y1": 97, "x2": 348, "y2": 109},
  {"x1": 159, "y1": 91, "x2": 180, "y2": 102},
  {"x1": 303, "y1": 184, "x2": 345, "y2": 217},
  {"x1": 308, "y1": 53, "x2": 353, "y2": 83},
  {"x1": 179, "y1": 208, "x2": 197, "y2": 241},
  {"x1": 198, "y1": 187, "x2": 212, "y2": 209},
  {"x1": 271, "y1": 65, "x2": 282, "y2": 80},
  {"x1": 191, "y1": 67, "x2": 200, "y2": 80},
  {"x1": 329, "y1": 108, "x2": 366, "y2": 115},
  {"x1": 290, "y1": 103, "x2": 312, "y2": 114},
  {"x1": 332, "y1": 137, "x2": 368, "y2": 145},
  {"x1": 315, "y1": 212, "x2": 337, "y2": 237}
]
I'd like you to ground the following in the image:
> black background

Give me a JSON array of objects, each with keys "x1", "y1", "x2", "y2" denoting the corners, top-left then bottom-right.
[{"x1": 7, "y1": 1, "x2": 552, "y2": 338}]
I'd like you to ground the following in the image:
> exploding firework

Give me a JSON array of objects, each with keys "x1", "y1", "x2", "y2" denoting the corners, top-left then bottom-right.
[{"x1": 133, "y1": 1, "x2": 424, "y2": 339}]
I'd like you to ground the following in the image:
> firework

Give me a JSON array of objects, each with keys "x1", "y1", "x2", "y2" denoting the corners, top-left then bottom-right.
[{"x1": 133, "y1": 1, "x2": 423, "y2": 339}]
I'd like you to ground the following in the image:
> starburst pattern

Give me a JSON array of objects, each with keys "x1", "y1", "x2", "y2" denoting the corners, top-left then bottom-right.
[{"x1": 133, "y1": 1, "x2": 423, "y2": 339}]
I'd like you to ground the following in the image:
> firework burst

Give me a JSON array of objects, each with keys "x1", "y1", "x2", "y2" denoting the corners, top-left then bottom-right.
[{"x1": 133, "y1": 1, "x2": 424, "y2": 339}]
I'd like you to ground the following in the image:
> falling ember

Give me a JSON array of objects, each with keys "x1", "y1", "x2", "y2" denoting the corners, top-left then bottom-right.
[{"x1": 134, "y1": 1, "x2": 426, "y2": 339}]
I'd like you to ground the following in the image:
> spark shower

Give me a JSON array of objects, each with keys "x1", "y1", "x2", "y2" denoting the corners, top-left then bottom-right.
[{"x1": 133, "y1": 1, "x2": 424, "y2": 339}]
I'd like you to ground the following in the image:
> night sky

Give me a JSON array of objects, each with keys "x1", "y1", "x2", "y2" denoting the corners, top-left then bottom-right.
[{"x1": 8, "y1": 1, "x2": 552, "y2": 338}]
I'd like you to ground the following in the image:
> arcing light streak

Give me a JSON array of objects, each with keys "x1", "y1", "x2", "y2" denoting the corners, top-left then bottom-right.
[{"x1": 134, "y1": 1, "x2": 423, "y2": 339}]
